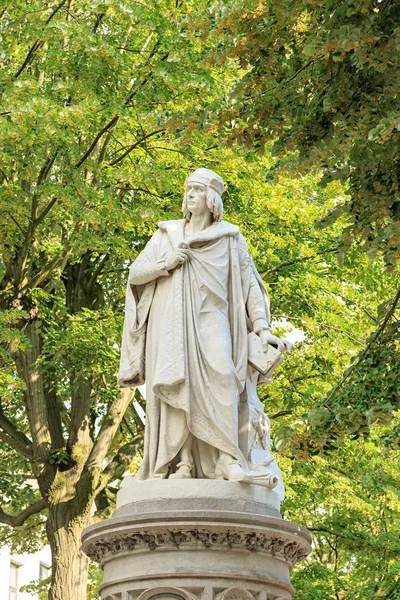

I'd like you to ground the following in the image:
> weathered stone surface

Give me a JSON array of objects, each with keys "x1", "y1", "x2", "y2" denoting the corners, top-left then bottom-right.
[
  {"x1": 82, "y1": 480, "x2": 311, "y2": 599},
  {"x1": 116, "y1": 478, "x2": 282, "y2": 516},
  {"x1": 82, "y1": 170, "x2": 311, "y2": 599},
  {"x1": 118, "y1": 167, "x2": 291, "y2": 487}
]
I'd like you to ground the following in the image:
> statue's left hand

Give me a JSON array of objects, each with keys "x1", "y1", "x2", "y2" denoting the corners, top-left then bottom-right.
[{"x1": 259, "y1": 330, "x2": 293, "y2": 354}]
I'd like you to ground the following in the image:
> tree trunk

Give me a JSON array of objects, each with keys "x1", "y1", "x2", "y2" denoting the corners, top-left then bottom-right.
[
  {"x1": 47, "y1": 506, "x2": 91, "y2": 600},
  {"x1": 45, "y1": 254, "x2": 106, "y2": 600}
]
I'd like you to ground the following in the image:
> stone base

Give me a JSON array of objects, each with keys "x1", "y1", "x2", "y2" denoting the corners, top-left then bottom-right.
[{"x1": 82, "y1": 480, "x2": 311, "y2": 600}]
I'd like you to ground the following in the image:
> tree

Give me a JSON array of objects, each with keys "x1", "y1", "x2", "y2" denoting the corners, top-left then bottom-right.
[
  {"x1": 0, "y1": 2, "x2": 398, "y2": 599},
  {"x1": 0, "y1": 1, "x2": 225, "y2": 598},
  {"x1": 195, "y1": 0, "x2": 400, "y2": 269},
  {"x1": 283, "y1": 428, "x2": 400, "y2": 599},
  {"x1": 182, "y1": 0, "x2": 400, "y2": 460}
]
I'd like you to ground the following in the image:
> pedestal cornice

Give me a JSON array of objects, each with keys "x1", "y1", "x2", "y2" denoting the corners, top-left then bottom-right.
[{"x1": 82, "y1": 480, "x2": 311, "y2": 600}]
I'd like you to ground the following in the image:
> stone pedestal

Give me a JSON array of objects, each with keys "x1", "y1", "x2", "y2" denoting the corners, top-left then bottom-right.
[{"x1": 82, "y1": 479, "x2": 311, "y2": 600}]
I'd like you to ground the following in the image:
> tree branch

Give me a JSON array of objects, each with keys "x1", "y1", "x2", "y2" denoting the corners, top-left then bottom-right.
[
  {"x1": 108, "y1": 128, "x2": 166, "y2": 167},
  {"x1": 14, "y1": 40, "x2": 44, "y2": 78},
  {"x1": 36, "y1": 151, "x2": 58, "y2": 188},
  {"x1": 246, "y1": 58, "x2": 316, "y2": 101},
  {"x1": 15, "y1": 321, "x2": 53, "y2": 464},
  {"x1": 75, "y1": 115, "x2": 120, "y2": 168},
  {"x1": 124, "y1": 38, "x2": 161, "y2": 104},
  {"x1": 262, "y1": 247, "x2": 338, "y2": 277},
  {"x1": 21, "y1": 219, "x2": 86, "y2": 294},
  {"x1": 44, "y1": 386, "x2": 64, "y2": 450},
  {"x1": 11, "y1": 152, "x2": 59, "y2": 291},
  {"x1": 45, "y1": 0, "x2": 68, "y2": 24},
  {"x1": 0, "y1": 499, "x2": 46, "y2": 527},
  {"x1": 114, "y1": 185, "x2": 164, "y2": 199},
  {"x1": 86, "y1": 387, "x2": 135, "y2": 470},
  {"x1": 272, "y1": 314, "x2": 366, "y2": 345},
  {"x1": 308, "y1": 526, "x2": 366, "y2": 542},
  {"x1": 34, "y1": 196, "x2": 58, "y2": 227},
  {"x1": 270, "y1": 410, "x2": 293, "y2": 419},
  {"x1": 13, "y1": 0, "x2": 68, "y2": 77},
  {"x1": 99, "y1": 434, "x2": 144, "y2": 487},
  {"x1": 88, "y1": 254, "x2": 110, "y2": 288},
  {"x1": 146, "y1": 145, "x2": 187, "y2": 155},
  {"x1": 97, "y1": 125, "x2": 116, "y2": 165},
  {"x1": 92, "y1": 12, "x2": 106, "y2": 34},
  {"x1": 1, "y1": 211, "x2": 26, "y2": 235},
  {"x1": 21, "y1": 245, "x2": 74, "y2": 293},
  {"x1": 323, "y1": 286, "x2": 400, "y2": 407},
  {"x1": 316, "y1": 322, "x2": 364, "y2": 345},
  {"x1": 0, "y1": 410, "x2": 33, "y2": 459},
  {"x1": 75, "y1": 37, "x2": 167, "y2": 169}
]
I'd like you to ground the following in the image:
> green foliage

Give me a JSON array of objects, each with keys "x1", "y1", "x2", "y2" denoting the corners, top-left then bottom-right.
[
  {"x1": 21, "y1": 577, "x2": 50, "y2": 600},
  {"x1": 283, "y1": 430, "x2": 400, "y2": 599},
  {"x1": 0, "y1": 2, "x2": 398, "y2": 599},
  {"x1": 49, "y1": 448, "x2": 70, "y2": 466},
  {"x1": 87, "y1": 562, "x2": 102, "y2": 600},
  {"x1": 272, "y1": 309, "x2": 400, "y2": 459},
  {"x1": 0, "y1": 443, "x2": 47, "y2": 553},
  {"x1": 197, "y1": 0, "x2": 400, "y2": 268}
]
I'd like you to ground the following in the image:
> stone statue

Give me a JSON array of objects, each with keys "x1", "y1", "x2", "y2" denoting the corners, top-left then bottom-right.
[
  {"x1": 118, "y1": 168, "x2": 290, "y2": 490},
  {"x1": 84, "y1": 169, "x2": 311, "y2": 600}
]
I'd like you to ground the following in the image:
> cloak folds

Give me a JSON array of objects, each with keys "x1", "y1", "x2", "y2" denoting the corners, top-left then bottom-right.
[{"x1": 118, "y1": 219, "x2": 271, "y2": 479}]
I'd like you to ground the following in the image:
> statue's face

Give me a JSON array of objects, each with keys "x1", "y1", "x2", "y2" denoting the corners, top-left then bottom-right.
[{"x1": 186, "y1": 182, "x2": 209, "y2": 216}]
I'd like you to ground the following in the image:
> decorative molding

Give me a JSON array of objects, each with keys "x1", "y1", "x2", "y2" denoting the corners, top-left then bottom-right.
[
  {"x1": 84, "y1": 527, "x2": 309, "y2": 568},
  {"x1": 137, "y1": 588, "x2": 196, "y2": 600},
  {"x1": 216, "y1": 588, "x2": 255, "y2": 600}
]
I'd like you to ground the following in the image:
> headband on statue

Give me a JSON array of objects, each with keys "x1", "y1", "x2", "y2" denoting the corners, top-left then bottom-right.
[{"x1": 185, "y1": 168, "x2": 224, "y2": 196}]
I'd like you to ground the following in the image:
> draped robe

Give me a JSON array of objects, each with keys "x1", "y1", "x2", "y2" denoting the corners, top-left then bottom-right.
[{"x1": 118, "y1": 219, "x2": 270, "y2": 479}]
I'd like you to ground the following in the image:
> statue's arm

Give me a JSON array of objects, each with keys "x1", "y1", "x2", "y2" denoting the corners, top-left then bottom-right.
[
  {"x1": 129, "y1": 231, "x2": 170, "y2": 286},
  {"x1": 238, "y1": 234, "x2": 270, "y2": 334},
  {"x1": 247, "y1": 272, "x2": 270, "y2": 333}
]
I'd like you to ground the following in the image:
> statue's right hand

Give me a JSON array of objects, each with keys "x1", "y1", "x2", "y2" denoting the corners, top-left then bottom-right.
[{"x1": 165, "y1": 247, "x2": 189, "y2": 271}]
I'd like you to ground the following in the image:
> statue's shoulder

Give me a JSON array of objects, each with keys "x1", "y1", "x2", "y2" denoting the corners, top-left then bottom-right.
[
  {"x1": 219, "y1": 220, "x2": 240, "y2": 237},
  {"x1": 221, "y1": 222, "x2": 247, "y2": 248},
  {"x1": 157, "y1": 219, "x2": 185, "y2": 232},
  {"x1": 157, "y1": 219, "x2": 240, "y2": 238}
]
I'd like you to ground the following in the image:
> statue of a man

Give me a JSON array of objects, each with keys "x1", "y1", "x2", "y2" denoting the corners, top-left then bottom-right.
[{"x1": 119, "y1": 168, "x2": 290, "y2": 484}]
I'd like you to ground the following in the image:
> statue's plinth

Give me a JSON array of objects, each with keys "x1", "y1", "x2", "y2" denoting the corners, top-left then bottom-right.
[{"x1": 82, "y1": 479, "x2": 311, "y2": 600}]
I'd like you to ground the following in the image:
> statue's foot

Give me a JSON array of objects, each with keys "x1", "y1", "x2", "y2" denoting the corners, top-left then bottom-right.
[
  {"x1": 169, "y1": 462, "x2": 193, "y2": 479},
  {"x1": 215, "y1": 457, "x2": 246, "y2": 482}
]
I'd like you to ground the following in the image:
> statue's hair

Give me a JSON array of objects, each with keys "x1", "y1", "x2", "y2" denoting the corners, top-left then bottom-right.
[{"x1": 182, "y1": 187, "x2": 223, "y2": 222}]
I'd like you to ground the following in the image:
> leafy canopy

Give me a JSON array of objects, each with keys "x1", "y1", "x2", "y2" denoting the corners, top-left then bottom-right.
[
  {"x1": 0, "y1": 2, "x2": 398, "y2": 599},
  {"x1": 190, "y1": 0, "x2": 400, "y2": 268}
]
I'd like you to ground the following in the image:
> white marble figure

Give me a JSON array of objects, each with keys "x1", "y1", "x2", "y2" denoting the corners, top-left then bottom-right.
[{"x1": 118, "y1": 168, "x2": 290, "y2": 491}]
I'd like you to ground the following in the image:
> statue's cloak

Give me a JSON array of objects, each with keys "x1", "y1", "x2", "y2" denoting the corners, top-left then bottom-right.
[{"x1": 118, "y1": 219, "x2": 270, "y2": 479}]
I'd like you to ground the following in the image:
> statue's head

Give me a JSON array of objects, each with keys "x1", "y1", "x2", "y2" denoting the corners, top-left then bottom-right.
[{"x1": 182, "y1": 168, "x2": 224, "y2": 222}]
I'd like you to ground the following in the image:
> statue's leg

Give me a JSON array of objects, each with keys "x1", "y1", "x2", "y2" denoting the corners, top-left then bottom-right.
[
  {"x1": 181, "y1": 432, "x2": 194, "y2": 465},
  {"x1": 215, "y1": 450, "x2": 247, "y2": 481},
  {"x1": 169, "y1": 433, "x2": 194, "y2": 479}
]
